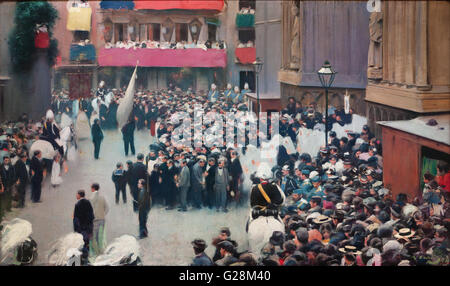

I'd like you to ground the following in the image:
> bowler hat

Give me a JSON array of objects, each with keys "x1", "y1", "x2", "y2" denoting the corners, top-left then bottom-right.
[{"x1": 269, "y1": 231, "x2": 285, "y2": 246}]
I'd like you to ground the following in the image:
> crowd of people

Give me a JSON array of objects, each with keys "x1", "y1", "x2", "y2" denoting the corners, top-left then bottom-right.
[
  {"x1": 104, "y1": 39, "x2": 227, "y2": 51},
  {"x1": 2, "y1": 79, "x2": 449, "y2": 266},
  {"x1": 187, "y1": 105, "x2": 450, "y2": 266},
  {"x1": 0, "y1": 114, "x2": 63, "y2": 223}
]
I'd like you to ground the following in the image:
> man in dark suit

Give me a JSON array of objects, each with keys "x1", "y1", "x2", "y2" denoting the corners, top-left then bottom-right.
[
  {"x1": 121, "y1": 117, "x2": 136, "y2": 156},
  {"x1": 91, "y1": 118, "x2": 104, "y2": 159},
  {"x1": 14, "y1": 153, "x2": 29, "y2": 208},
  {"x1": 137, "y1": 179, "x2": 151, "y2": 239},
  {"x1": 228, "y1": 150, "x2": 243, "y2": 204},
  {"x1": 73, "y1": 190, "x2": 94, "y2": 264},
  {"x1": 0, "y1": 155, "x2": 16, "y2": 212},
  {"x1": 190, "y1": 239, "x2": 213, "y2": 266},
  {"x1": 130, "y1": 154, "x2": 147, "y2": 212},
  {"x1": 164, "y1": 159, "x2": 178, "y2": 210},
  {"x1": 29, "y1": 151, "x2": 44, "y2": 203}
]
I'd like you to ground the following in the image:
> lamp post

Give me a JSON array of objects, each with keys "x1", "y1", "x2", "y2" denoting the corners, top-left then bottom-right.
[
  {"x1": 253, "y1": 57, "x2": 264, "y2": 115},
  {"x1": 317, "y1": 60, "x2": 337, "y2": 148}
]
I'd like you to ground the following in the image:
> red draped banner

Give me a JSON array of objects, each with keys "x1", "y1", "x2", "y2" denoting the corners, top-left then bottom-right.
[
  {"x1": 235, "y1": 47, "x2": 256, "y2": 64},
  {"x1": 98, "y1": 48, "x2": 227, "y2": 67},
  {"x1": 134, "y1": 0, "x2": 224, "y2": 10}
]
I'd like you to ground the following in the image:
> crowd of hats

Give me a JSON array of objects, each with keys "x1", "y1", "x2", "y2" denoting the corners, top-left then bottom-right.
[{"x1": 178, "y1": 97, "x2": 450, "y2": 265}]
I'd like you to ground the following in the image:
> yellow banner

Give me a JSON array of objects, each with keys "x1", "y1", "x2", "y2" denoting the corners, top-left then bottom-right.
[{"x1": 67, "y1": 7, "x2": 92, "y2": 32}]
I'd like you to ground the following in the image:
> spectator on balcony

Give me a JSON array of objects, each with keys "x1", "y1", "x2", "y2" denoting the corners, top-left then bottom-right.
[{"x1": 241, "y1": 83, "x2": 251, "y2": 96}]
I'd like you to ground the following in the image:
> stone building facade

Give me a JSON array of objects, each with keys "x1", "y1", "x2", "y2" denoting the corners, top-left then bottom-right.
[
  {"x1": 278, "y1": 1, "x2": 370, "y2": 116},
  {"x1": 366, "y1": 1, "x2": 450, "y2": 138}
]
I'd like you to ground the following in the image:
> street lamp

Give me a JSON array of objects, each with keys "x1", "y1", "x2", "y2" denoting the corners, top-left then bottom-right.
[
  {"x1": 317, "y1": 60, "x2": 337, "y2": 148},
  {"x1": 253, "y1": 57, "x2": 264, "y2": 115}
]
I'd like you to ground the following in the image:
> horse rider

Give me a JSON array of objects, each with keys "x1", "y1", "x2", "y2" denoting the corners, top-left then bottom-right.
[
  {"x1": 247, "y1": 162, "x2": 286, "y2": 231},
  {"x1": 41, "y1": 109, "x2": 64, "y2": 157}
]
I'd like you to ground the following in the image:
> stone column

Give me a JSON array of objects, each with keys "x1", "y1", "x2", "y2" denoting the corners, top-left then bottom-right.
[
  {"x1": 29, "y1": 49, "x2": 51, "y2": 120},
  {"x1": 195, "y1": 68, "x2": 209, "y2": 92},
  {"x1": 92, "y1": 67, "x2": 98, "y2": 90},
  {"x1": 157, "y1": 68, "x2": 167, "y2": 89},
  {"x1": 148, "y1": 68, "x2": 158, "y2": 90},
  {"x1": 115, "y1": 67, "x2": 121, "y2": 89}
]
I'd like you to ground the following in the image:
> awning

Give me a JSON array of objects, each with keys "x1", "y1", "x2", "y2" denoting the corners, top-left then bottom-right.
[
  {"x1": 67, "y1": 7, "x2": 92, "y2": 31},
  {"x1": 100, "y1": 1, "x2": 135, "y2": 10},
  {"x1": 235, "y1": 47, "x2": 256, "y2": 64},
  {"x1": 98, "y1": 48, "x2": 227, "y2": 68},
  {"x1": 206, "y1": 18, "x2": 221, "y2": 26},
  {"x1": 134, "y1": 0, "x2": 224, "y2": 11}
]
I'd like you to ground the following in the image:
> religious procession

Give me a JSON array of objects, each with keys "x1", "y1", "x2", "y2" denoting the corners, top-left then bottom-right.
[{"x1": 0, "y1": 0, "x2": 449, "y2": 271}]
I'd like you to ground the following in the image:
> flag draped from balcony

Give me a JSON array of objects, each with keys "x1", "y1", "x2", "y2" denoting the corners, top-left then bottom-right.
[
  {"x1": 100, "y1": 1, "x2": 134, "y2": 10},
  {"x1": 70, "y1": 44, "x2": 96, "y2": 62},
  {"x1": 235, "y1": 47, "x2": 256, "y2": 64},
  {"x1": 134, "y1": 0, "x2": 224, "y2": 11},
  {"x1": 236, "y1": 14, "x2": 255, "y2": 28},
  {"x1": 67, "y1": 7, "x2": 92, "y2": 31}
]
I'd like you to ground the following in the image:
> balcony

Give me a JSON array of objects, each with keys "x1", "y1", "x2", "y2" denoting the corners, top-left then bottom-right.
[
  {"x1": 98, "y1": 47, "x2": 227, "y2": 68},
  {"x1": 70, "y1": 44, "x2": 96, "y2": 62}
]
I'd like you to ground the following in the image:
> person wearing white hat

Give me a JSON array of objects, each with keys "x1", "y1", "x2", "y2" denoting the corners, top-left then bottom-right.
[
  {"x1": 248, "y1": 162, "x2": 285, "y2": 223},
  {"x1": 224, "y1": 83, "x2": 233, "y2": 102},
  {"x1": 42, "y1": 109, "x2": 64, "y2": 157},
  {"x1": 208, "y1": 84, "x2": 219, "y2": 103},
  {"x1": 241, "y1": 82, "x2": 251, "y2": 96},
  {"x1": 232, "y1": 86, "x2": 241, "y2": 104}
]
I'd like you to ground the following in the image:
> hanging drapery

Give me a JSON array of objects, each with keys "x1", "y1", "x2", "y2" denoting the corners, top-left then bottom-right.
[
  {"x1": 67, "y1": 7, "x2": 92, "y2": 32},
  {"x1": 134, "y1": 0, "x2": 224, "y2": 11},
  {"x1": 100, "y1": 1, "x2": 134, "y2": 10}
]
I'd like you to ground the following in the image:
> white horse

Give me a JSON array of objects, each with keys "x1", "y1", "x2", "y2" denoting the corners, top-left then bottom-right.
[
  {"x1": 93, "y1": 235, "x2": 141, "y2": 266},
  {"x1": 29, "y1": 126, "x2": 72, "y2": 159},
  {"x1": 47, "y1": 232, "x2": 84, "y2": 266},
  {"x1": 0, "y1": 218, "x2": 37, "y2": 265},
  {"x1": 247, "y1": 215, "x2": 285, "y2": 259}
]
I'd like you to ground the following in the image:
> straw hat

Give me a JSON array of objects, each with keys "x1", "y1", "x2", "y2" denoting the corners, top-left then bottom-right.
[
  {"x1": 338, "y1": 245, "x2": 362, "y2": 255},
  {"x1": 312, "y1": 215, "x2": 332, "y2": 225},
  {"x1": 394, "y1": 228, "x2": 415, "y2": 240}
]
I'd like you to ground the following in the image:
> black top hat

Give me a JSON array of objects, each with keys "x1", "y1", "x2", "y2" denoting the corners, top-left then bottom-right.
[{"x1": 269, "y1": 231, "x2": 285, "y2": 246}]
